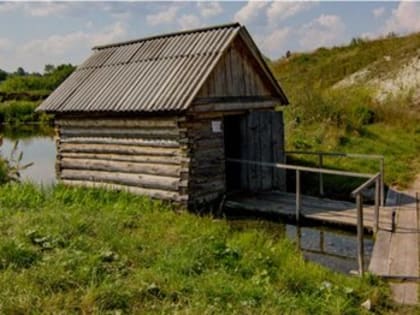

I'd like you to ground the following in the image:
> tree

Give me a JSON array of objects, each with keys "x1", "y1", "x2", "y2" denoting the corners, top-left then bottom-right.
[
  {"x1": 0, "y1": 69, "x2": 7, "y2": 82},
  {"x1": 44, "y1": 64, "x2": 55, "y2": 74},
  {"x1": 15, "y1": 67, "x2": 26, "y2": 76}
]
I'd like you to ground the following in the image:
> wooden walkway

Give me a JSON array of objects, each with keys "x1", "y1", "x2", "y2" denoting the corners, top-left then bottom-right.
[
  {"x1": 369, "y1": 189, "x2": 419, "y2": 305},
  {"x1": 224, "y1": 191, "x2": 392, "y2": 231},
  {"x1": 224, "y1": 189, "x2": 419, "y2": 305}
]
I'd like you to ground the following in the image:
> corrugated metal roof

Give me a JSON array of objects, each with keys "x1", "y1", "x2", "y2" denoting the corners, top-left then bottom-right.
[{"x1": 37, "y1": 23, "x2": 287, "y2": 113}]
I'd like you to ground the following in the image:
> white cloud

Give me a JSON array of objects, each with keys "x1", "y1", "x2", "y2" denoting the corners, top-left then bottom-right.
[
  {"x1": 22, "y1": 22, "x2": 127, "y2": 56},
  {"x1": 384, "y1": 2, "x2": 420, "y2": 34},
  {"x1": 267, "y1": 1, "x2": 316, "y2": 25},
  {"x1": 0, "y1": 2, "x2": 21, "y2": 13},
  {"x1": 197, "y1": 2, "x2": 223, "y2": 18},
  {"x1": 25, "y1": 2, "x2": 74, "y2": 17},
  {"x1": 146, "y1": 5, "x2": 179, "y2": 26},
  {"x1": 258, "y1": 27, "x2": 291, "y2": 57},
  {"x1": 178, "y1": 14, "x2": 201, "y2": 30},
  {"x1": 299, "y1": 14, "x2": 345, "y2": 50},
  {"x1": 372, "y1": 7, "x2": 385, "y2": 19},
  {"x1": 234, "y1": 1, "x2": 269, "y2": 25}
]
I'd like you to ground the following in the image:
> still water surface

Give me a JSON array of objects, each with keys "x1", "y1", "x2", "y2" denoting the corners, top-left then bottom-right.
[
  {"x1": 1, "y1": 125, "x2": 56, "y2": 185},
  {"x1": 0, "y1": 125, "x2": 372, "y2": 273}
]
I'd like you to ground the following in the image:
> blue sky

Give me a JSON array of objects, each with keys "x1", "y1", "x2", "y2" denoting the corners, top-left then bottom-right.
[{"x1": 0, "y1": 1, "x2": 419, "y2": 73}]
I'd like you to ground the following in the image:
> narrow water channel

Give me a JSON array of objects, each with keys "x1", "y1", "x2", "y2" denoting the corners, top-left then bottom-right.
[{"x1": 0, "y1": 124, "x2": 373, "y2": 274}]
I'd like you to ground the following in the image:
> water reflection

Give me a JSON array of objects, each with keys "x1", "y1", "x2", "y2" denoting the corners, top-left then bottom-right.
[
  {"x1": 229, "y1": 218, "x2": 373, "y2": 274},
  {"x1": 0, "y1": 124, "x2": 56, "y2": 185}
]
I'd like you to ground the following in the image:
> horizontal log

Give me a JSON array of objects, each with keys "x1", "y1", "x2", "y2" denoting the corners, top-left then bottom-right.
[
  {"x1": 61, "y1": 179, "x2": 187, "y2": 202},
  {"x1": 59, "y1": 152, "x2": 188, "y2": 165},
  {"x1": 60, "y1": 137, "x2": 180, "y2": 148},
  {"x1": 60, "y1": 127, "x2": 183, "y2": 139},
  {"x1": 192, "y1": 101, "x2": 278, "y2": 113},
  {"x1": 59, "y1": 143, "x2": 181, "y2": 156},
  {"x1": 61, "y1": 158, "x2": 181, "y2": 177},
  {"x1": 61, "y1": 169, "x2": 180, "y2": 192},
  {"x1": 56, "y1": 118, "x2": 179, "y2": 128},
  {"x1": 193, "y1": 96, "x2": 281, "y2": 105}
]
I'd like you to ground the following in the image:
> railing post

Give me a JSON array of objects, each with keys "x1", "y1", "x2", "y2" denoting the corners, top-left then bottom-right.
[
  {"x1": 380, "y1": 158, "x2": 385, "y2": 206},
  {"x1": 296, "y1": 169, "x2": 301, "y2": 222},
  {"x1": 356, "y1": 193, "x2": 365, "y2": 276},
  {"x1": 319, "y1": 153, "x2": 324, "y2": 196},
  {"x1": 374, "y1": 176, "x2": 380, "y2": 235}
]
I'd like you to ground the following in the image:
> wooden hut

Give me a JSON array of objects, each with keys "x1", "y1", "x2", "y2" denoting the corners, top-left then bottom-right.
[{"x1": 37, "y1": 23, "x2": 289, "y2": 210}]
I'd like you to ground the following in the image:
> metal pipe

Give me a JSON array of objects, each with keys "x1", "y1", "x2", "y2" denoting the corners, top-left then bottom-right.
[
  {"x1": 319, "y1": 153, "x2": 324, "y2": 196},
  {"x1": 374, "y1": 177, "x2": 380, "y2": 234},
  {"x1": 296, "y1": 169, "x2": 301, "y2": 222},
  {"x1": 380, "y1": 158, "x2": 385, "y2": 206},
  {"x1": 226, "y1": 158, "x2": 374, "y2": 179},
  {"x1": 351, "y1": 173, "x2": 381, "y2": 197},
  {"x1": 356, "y1": 193, "x2": 365, "y2": 276}
]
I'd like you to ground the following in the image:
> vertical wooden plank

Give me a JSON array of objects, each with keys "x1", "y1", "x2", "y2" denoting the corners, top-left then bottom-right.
[
  {"x1": 272, "y1": 111, "x2": 286, "y2": 191},
  {"x1": 224, "y1": 47, "x2": 233, "y2": 97},
  {"x1": 261, "y1": 111, "x2": 272, "y2": 190},
  {"x1": 248, "y1": 112, "x2": 257, "y2": 191},
  {"x1": 240, "y1": 114, "x2": 249, "y2": 190}
]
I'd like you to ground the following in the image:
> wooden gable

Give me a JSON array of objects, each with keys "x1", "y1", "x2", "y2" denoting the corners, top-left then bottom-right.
[{"x1": 194, "y1": 35, "x2": 281, "y2": 104}]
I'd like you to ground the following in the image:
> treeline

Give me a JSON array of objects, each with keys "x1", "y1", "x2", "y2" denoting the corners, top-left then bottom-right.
[
  {"x1": 0, "y1": 64, "x2": 75, "y2": 124},
  {"x1": 0, "y1": 64, "x2": 75, "y2": 101}
]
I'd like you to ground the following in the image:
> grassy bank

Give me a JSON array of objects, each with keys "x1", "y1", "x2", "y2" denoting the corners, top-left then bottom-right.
[
  {"x1": 271, "y1": 33, "x2": 420, "y2": 188},
  {"x1": 0, "y1": 183, "x2": 392, "y2": 314}
]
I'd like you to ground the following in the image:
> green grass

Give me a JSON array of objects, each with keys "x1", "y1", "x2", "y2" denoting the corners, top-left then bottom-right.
[
  {"x1": 0, "y1": 183, "x2": 393, "y2": 314},
  {"x1": 272, "y1": 32, "x2": 420, "y2": 95}
]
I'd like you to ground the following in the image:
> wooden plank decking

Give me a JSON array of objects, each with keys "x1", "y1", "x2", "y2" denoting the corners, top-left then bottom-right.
[
  {"x1": 225, "y1": 191, "x2": 392, "y2": 231},
  {"x1": 368, "y1": 189, "x2": 419, "y2": 305}
]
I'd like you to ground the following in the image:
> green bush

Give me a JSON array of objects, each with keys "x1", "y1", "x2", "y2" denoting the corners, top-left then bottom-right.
[{"x1": 0, "y1": 101, "x2": 51, "y2": 124}]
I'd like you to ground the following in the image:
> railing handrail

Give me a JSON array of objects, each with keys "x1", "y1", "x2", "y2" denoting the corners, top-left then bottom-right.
[
  {"x1": 226, "y1": 158, "x2": 373, "y2": 179},
  {"x1": 283, "y1": 150, "x2": 384, "y2": 160},
  {"x1": 227, "y1": 157, "x2": 382, "y2": 277},
  {"x1": 351, "y1": 172, "x2": 381, "y2": 197},
  {"x1": 283, "y1": 150, "x2": 385, "y2": 206}
]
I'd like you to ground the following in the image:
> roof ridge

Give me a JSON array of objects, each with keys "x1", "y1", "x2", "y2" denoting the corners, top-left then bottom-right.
[{"x1": 93, "y1": 22, "x2": 241, "y2": 50}]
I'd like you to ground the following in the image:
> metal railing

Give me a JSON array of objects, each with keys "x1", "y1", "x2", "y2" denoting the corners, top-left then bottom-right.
[
  {"x1": 284, "y1": 150, "x2": 385, "y2": 206},
  {"x1": 226, "y1": 158, "x2": 382, "y2": 277},
  {"x1": 351, "y1": 172, "x2": 382, "y2": 275}
]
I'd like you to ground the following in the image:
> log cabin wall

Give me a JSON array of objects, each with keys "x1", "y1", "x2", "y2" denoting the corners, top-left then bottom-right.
[
  {"x1": 54, "y1": 115, "x2": 189, "y2": 203},
  {"x1": 182, "y1": 112, "x2": 227, "y2": 210}
]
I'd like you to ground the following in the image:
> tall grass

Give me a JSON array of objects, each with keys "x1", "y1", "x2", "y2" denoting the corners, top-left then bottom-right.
[{"x1": 0, "y1": 183, "x2": 393, "y2": 314}]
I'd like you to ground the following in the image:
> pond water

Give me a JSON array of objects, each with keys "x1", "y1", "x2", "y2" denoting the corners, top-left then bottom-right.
[
  {"x1": 0, "y1": 124, "x2": 373, "y2": 274},
  {"x1": 0, "y1": 125, "x2": 56, "y2": 185}
]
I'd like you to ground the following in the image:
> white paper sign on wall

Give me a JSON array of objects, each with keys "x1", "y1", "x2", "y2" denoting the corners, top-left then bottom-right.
[{"x1": 211, "y1": 120, "x2": 222, "y2": 133}]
